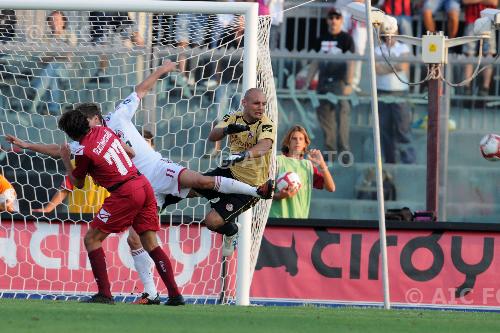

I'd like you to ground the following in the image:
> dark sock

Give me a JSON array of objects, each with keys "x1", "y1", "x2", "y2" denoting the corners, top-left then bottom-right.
[
  {"x1": 148, "y1": 246, "x2": 181, "y2": 297},
  {"x1": 215, "y1": 222, "x2": 238, "y2": 236},
  {"x1": 88, "y1": 247, "x2": 112, "y2": 298}
]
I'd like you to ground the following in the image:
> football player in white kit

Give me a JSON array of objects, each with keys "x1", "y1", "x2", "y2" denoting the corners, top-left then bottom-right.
[
  {"x1": 75, "y1": 60, "x2": 273, "y2": 305},
  {"x1": 6, "y1": 60, "x2": 273, "y2": 306}
]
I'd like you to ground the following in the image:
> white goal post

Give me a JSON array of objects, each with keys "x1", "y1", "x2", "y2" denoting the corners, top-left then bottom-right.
[{"x1": 0, "y1": 0, "x2": 277, "y2": 306}]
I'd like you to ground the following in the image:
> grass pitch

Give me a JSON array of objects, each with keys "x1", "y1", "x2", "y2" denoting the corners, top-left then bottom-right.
[{"x1": 2, "y1": 299, "x2": 500, "y2": 333}]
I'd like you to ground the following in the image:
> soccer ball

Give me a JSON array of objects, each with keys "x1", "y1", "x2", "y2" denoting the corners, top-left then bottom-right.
[
  {"x1": 479, "y1": 134, "x2": 500, "y2": 161},
  {"x1": 276, "y1": 171, "x2": 302, "y2": 191}
]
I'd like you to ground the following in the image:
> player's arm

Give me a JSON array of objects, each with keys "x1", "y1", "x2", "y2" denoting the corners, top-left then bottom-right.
[
  {"x1": 135, "y1": 60, "x2": 177, "y2": 99},
  {"x1": 121, "y1": 140, "x2": 135, "y2": 159},
  {"x1": 5, "y1": 134, "x2": 61, "y2": 158},
  {"x1": 208, "y1": 127, "x2": 226, "y2": 142},
  {"x1": 208, "y1": 114, "x2": 249, "y2": 142},
  {"x1": 273, "y1": 186, "x2": 299, "y2": 200},
  {"x1": 248, "y1": 138, "x2": 273, "y2": 158},
  {"x1": 32, "y1": 189, "x2": 69, "y2": 213},
  {"x1": 222, "y1": 138, "x2": 273, "y2": 166},
  {"x1": 308, "y1": 149, "x2": 335, "y2": 192},
  {"x1": 60, "y1": 144, "x2": 85, "y2": 189}
]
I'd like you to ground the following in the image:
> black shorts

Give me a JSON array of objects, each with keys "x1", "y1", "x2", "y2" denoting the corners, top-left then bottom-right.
[{"x1": 194, "y1": 167, "x2": 260, "y2": 223}]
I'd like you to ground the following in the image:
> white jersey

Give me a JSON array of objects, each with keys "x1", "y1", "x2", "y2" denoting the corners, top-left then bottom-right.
[
  {"x1": 104, "y1": 92, "x2": 163, "y2": 176},
  {"x1": 102, "y1": 92, "x2": 190, "y2": 206}
]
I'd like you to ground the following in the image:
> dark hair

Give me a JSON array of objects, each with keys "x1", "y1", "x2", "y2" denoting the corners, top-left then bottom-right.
[
  {"x1": 58, "y1": 109, "x2": 90, "y2": 141},
  {"x1": 281, "y1": 125, "x2": 311, "y2": 156},
  {"x1": 47, "y1": 10, "x2": 68, "y2": 30},
  {"x1": 142, "y1": 129, "x2": 154, "y2": 146},
  {"x1": 75, "y1": 102, "x2": 103, "y2": 123}
]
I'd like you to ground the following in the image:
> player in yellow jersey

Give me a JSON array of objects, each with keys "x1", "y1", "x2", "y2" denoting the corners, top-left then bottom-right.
[
  {"x1": 194, "y1": 88, "x2": 275, "y2": 256},
  {"x1": 31, "y1": 161, "x2": 109, "y2": 214}
]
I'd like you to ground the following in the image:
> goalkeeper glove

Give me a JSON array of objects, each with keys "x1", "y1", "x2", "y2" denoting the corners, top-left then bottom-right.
[
  {"x1": 222, "y1": 151, "x2": 250, "y2": 168},
  {"x1": 223, "y1": 123, "x2": 250, "y2": 135}
]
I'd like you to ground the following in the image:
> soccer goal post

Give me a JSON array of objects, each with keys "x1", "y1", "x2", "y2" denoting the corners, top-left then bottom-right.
[{"x1": 0, "y1": 0, "x2": 277, "y2": 306}]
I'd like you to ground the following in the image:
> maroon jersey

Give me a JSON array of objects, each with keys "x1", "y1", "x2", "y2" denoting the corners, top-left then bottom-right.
[{"x1": 71, "y1": 126, "x2": 138, "y2": 190}]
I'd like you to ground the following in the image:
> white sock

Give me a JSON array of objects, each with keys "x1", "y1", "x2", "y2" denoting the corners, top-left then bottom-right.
[
  {"x1": 131, "y1": 248, "x2": 157, "y2": 299},
  {"x1": 215, "y1": 176, "x2": 258, "y2": 197}
]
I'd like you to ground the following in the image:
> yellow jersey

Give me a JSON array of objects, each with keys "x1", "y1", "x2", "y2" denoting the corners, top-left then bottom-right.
[
  {"x1": 216, "y1": 111, "x2": 275, "y2": 186},
  {"x1": 61, "y1": 161, "x2": 109, "y2": 214}
]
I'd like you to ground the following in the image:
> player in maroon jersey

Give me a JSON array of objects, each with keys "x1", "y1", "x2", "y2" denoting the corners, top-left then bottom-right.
[{"x1": 58, "y1": 109, "x2": 182, "y2": 305}]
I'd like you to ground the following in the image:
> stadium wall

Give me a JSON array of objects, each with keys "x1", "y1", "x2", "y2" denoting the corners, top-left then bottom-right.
[{"x1": 1, "y1": 216, "x2": 500, "y2": 310}]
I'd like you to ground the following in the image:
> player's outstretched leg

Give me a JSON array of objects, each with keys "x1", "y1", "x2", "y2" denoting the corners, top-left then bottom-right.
[
  {"x1": 128, "y1": 228, "x2": 160, "y2": 305},
  {"x1": 222, "y1": 222, "x2": 240, "y2": 257},
  {"x1": 139, "y1": 230, "x2": 185, "y2": 306},
  {"x1": 82, "y1": 227, "x2": 115, "y2": 304},
  {"x1": 205, "y1": 210, "x2": 240, "y2": 257},
  {"x1": 179, "y1": 169, "x2": 274, "y2": 199}
]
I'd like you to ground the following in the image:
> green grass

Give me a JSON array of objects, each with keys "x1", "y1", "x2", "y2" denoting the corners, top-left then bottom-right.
[{"x1": 2, "y1": 299, "x2": 500, "y2": 333}]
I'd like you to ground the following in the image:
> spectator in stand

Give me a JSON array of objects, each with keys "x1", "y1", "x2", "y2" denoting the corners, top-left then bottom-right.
[
  {"x1": 88, "y1": 12, "x2": 144, "y2": 85},
  {"x1": 462, "y1": 0, "x2": 498, "y2": 98},
  {"x1": 380, "y1": 0, "x2": 413, "y2": 37},
  {"x1": 269, "y1": 125, "x2": 335, "y2": 218},
  {"x1": 0, "y1": 172, "x2": 18, "y2": 213},
  {"x1": 31, "y1": 10, "x2": 77, "y2": 115},
  {"x1": 174, "y1": 10, "x2": 209, "y2": 86},
  {"x1": 255, "y1": 0, "x2": 271, "y2": 16},
  {"x1": 0, "y1": 10, "x2": 16, "y2": 44},
  {"x1": 422, "y1": 0, "x2": 460, "y2": 39},
  {"x1": 269, "y1": 0, "x2": 285, "y2": 49},
  {"x1": 304, "y1": 7, "x2": 355, "y2": 155},
  {"x1": 375, "y1": 33, "x2": 415, "y2": 164},
  {"x1": 341, "y1": 0, "x2": 367, "y2": 93}
]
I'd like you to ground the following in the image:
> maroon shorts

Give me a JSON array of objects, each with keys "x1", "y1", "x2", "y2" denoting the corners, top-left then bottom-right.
[{"x1": 91, "y1": 175, "x2": 159, "y2": 234}]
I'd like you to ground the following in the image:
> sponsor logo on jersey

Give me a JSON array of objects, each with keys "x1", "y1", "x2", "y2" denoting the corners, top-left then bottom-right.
[
  {"x1": 97, "y1": 208, "x2": 111, "y2": 223},
  {"x1": 116, "y1": 129, "x2": 124, "y2": 140},
  {"x1": 262, "y1": 124, "x2": 273, "y2": 133}
]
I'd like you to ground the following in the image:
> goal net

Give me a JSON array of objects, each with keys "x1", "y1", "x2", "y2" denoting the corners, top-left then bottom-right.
[{"x1": 0, "y1": 2, "x2": 277, "y2": 305}]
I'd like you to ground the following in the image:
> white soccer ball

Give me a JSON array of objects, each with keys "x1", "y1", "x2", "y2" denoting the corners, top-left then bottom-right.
[
  {"x1": 480, "y1": 134, "x2": 500, "y2": 161},
  {"x1": 276, "y1": 171, "x2": 302, "y2": 192}
]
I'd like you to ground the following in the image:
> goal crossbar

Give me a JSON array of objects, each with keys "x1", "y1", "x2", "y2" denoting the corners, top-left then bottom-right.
[{"x1": 0, "y1": 0, "x2": 256, "y2": 15}]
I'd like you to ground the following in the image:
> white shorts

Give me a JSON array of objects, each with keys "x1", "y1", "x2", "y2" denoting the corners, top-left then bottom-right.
[{"x1": 148, "y1": 158, "x2": 190, "y2": 208}]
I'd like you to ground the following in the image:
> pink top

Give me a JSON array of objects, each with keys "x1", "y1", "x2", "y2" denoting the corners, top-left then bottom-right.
[{"x1": 258, "y1": 0, "x2": 270, "y2": 16}]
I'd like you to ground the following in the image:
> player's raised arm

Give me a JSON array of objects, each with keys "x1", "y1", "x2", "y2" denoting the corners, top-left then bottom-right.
[
  {"x1": 208, "y1": 114, "x2": 250, "y2": 142},
  {"x1": 248, "y1": 138, "x2": 273, "y2": 158},
  {"x1": 135, "y1": 59, "x2": 177, "y2": 99},
  {"x1": 5, "y1": 134, "x2": 62, "y2": 158}
]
